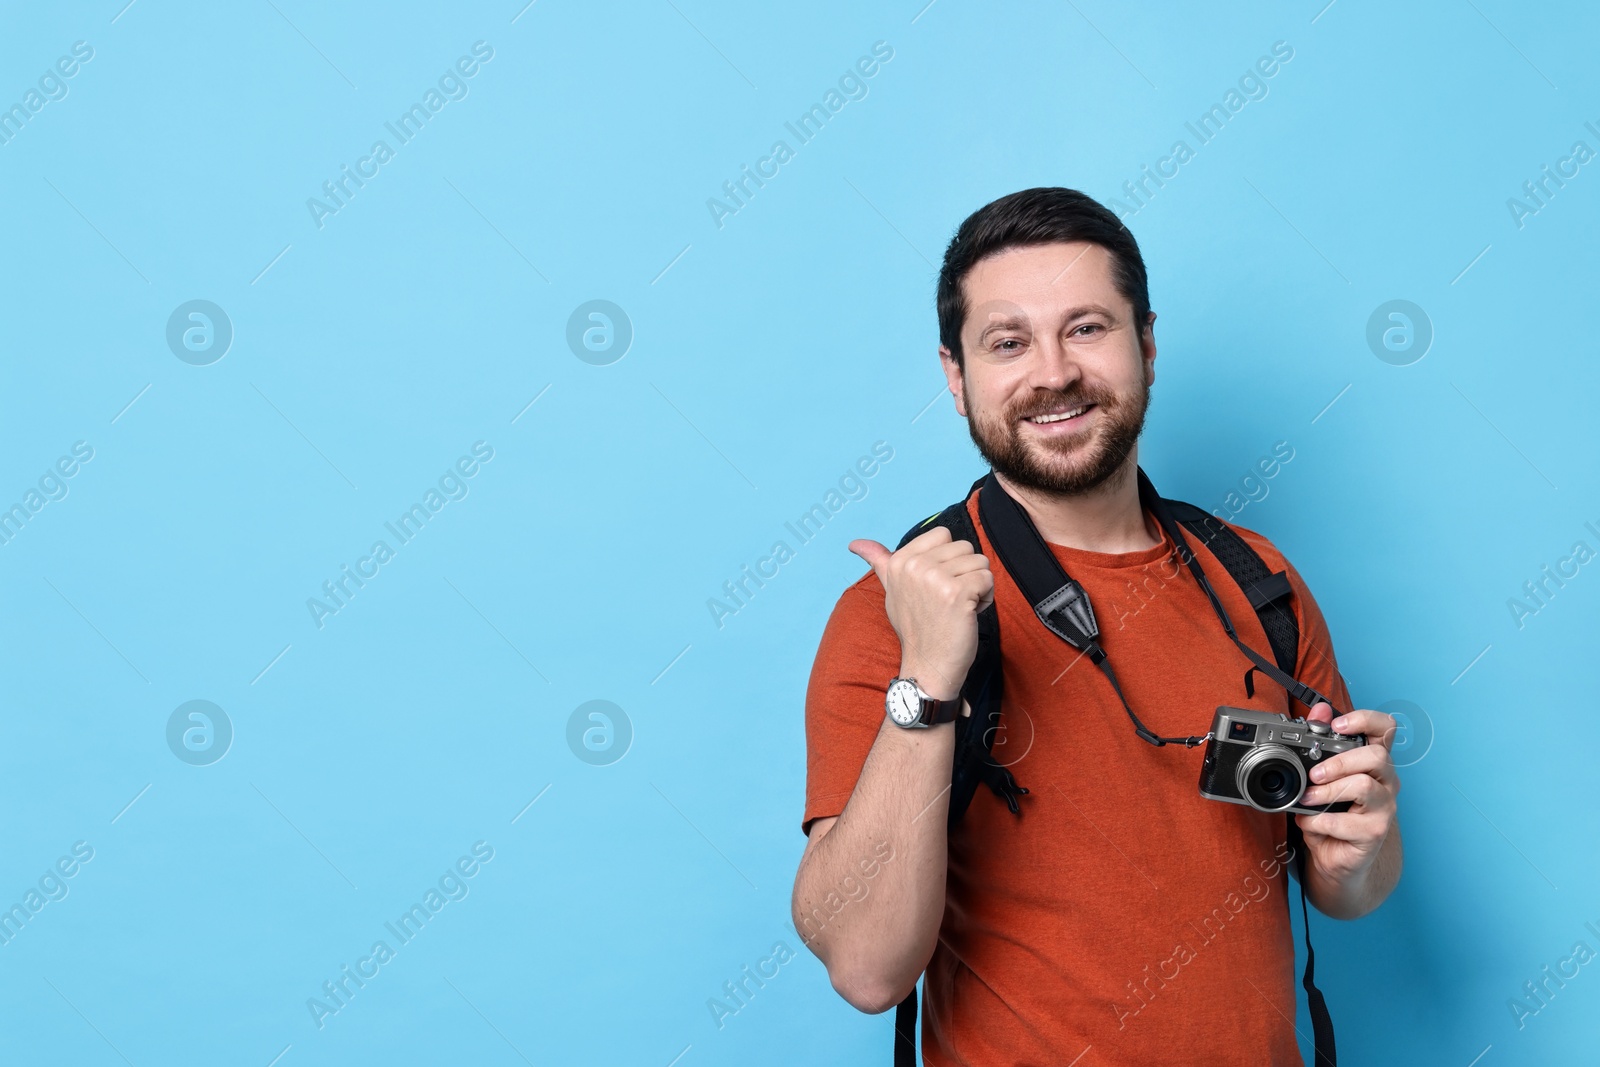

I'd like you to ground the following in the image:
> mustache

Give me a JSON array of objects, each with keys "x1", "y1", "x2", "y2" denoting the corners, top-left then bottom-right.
[{"x1": 1010, "y1": 390, "x2": 1113, "y2": 420}]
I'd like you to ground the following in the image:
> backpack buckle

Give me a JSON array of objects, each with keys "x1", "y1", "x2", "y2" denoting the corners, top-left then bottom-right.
[{"x1": 981, "y1": 764, "x2": 1030, "y2": 815}]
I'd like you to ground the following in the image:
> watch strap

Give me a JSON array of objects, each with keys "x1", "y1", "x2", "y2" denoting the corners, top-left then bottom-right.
[{"x1": 918, "y1": 689, "x2": 959, "y2": 725}]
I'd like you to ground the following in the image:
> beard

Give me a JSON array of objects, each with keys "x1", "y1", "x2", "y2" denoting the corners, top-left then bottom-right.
[{"x1": 965, "y1": 374, "x2": 1150, "y2": 496}]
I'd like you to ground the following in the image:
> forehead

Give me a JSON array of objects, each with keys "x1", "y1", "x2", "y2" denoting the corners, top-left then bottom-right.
[{"x1": 960, "y1": 241, "x2": 1125, "y2": 332}]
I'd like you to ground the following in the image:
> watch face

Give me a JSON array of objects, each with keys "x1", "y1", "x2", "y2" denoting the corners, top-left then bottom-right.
[{"x1": 887, "y1": 679, "x2": 921, "y2": 726}]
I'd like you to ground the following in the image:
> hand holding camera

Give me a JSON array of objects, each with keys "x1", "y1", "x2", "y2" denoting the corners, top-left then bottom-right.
[
  {"x1": 1292, "y1": 702, "x2": 1403, "y2": 886},
  {"x1": 1200, "y1": 701, "x2": 1401, "y2": 892}
]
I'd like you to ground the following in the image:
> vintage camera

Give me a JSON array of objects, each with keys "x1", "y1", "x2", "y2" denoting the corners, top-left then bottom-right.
[{"x1": 1198, "y1": 707, "x2": 1365, "y2": 815}]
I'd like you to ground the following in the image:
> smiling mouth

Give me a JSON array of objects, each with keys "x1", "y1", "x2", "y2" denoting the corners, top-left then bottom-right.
[{"x1": 1024, "y1": 403, "x2": 1095, "y2": 425}]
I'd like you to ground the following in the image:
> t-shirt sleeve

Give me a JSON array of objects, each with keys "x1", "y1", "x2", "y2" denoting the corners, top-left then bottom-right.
[
  {"x1": 1280, "y1": 555, "x2": 1355, "y2": 715},
  {"x1": 802, "y1": 572, "x2": 902, "y2": 837}
]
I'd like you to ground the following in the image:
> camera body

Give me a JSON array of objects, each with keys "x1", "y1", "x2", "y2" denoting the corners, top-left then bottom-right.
[{"x1": 1198, "y1": 706, "x2": 1365, "y2": 815}]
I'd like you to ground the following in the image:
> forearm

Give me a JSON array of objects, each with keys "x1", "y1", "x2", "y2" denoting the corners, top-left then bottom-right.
[
  {"x1": 792, "y1": 712, "x2": 957, "y2": 1013},
  {"x1": 1305, "y1": 819, "x2": 1403, "y2": 920}
]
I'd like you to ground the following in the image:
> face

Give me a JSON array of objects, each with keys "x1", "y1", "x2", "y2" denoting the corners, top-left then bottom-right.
[{"x1": 940, "y1": 242, "x2": 1156, "y2": 496}]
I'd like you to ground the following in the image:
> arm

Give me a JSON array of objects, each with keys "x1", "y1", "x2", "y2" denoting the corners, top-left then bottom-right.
[
  {"x1": 1294, "y1": 705, "x2": 1404, "y2": 920},
  {"x1": 790, "y1": 526, "x2": 993, "y2": 1014},
  {"x1": 790, "y1": 704, "x2": 965, "y2": 1013}
]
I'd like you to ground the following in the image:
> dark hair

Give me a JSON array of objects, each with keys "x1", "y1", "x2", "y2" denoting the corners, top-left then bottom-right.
[{"x1": 936, "y1": 187, "x2": 1151, "y2": 367}]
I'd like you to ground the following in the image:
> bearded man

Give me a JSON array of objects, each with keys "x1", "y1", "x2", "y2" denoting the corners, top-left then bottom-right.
[{"x1": 791, "y1": 187, "x2": 1402, "y2": 1066}]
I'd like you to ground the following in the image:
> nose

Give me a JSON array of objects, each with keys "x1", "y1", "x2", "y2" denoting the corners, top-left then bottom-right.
[{"x1": 1027, "y1": 331, "x2": 1080, "y2": 393}]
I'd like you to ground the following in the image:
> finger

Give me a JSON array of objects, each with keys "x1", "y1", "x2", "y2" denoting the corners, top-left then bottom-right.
[
  {"x1": 1308, "y1": 744, "x2": 1394, "y2": 786},
  {"x1": 847, "y1": 539, "x2": 892, "y2": 582},
  {"x1": 1301, "y1": 771, "x2": 1383, "y2": 810},
  {"x1": 926, "y1": 567, "x2": 994, "y2": 604},
  {"x1": 970, "y1": 568, "x2": 995, "y2": 612},
  {"x1": 1306, "y1": 701, "x2": 1333, "y2": 725},
  {"x1": 1294, "y1": 808, "x2": 1388, "y2": 843},
  {"x1": 943, "y1": 552, "x2": 992, "y2": 576},
  {"x1": 912, "y1": 539, "x2": 984, "y2": 566},
  {"x1": 901, "y1": 524, "x2": 954, "y2": 552},
  {"x1": 1330, "y1": 710, "x2": 1399, "y2": 747}
]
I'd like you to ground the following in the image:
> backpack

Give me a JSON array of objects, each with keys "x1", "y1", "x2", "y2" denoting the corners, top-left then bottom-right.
[{"x1": 889, "y1": 469, "x2": 1336, "y2": 1067}]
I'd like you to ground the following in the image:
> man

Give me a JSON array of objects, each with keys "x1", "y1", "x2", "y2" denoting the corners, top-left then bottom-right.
[{"x1": 791, "y1": 188, "x2": 1401, "y2": 1065}]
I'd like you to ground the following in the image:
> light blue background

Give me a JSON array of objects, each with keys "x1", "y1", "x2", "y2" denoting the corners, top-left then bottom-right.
[{"x1": 1, "y1": 0, "x2": 1596, "y2": 1063}]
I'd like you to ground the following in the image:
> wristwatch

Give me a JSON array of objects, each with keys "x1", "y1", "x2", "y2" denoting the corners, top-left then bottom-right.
[{"x1": 885, "y1": 677, "x2": 960, "y2": 729}]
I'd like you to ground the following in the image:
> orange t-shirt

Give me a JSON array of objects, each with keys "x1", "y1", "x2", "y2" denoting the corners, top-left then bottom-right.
[{"x1": 802, "y1": 487, "x2": 1353, "y2": 1067}]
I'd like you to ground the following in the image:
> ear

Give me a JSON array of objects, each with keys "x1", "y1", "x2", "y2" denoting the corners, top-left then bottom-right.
[
  {"x1": 1140, "y1": 312, "x2": 1158, "y2": 387},
  {"x1": 939, "y1": 345, "x2": 968, "y2": 417}
]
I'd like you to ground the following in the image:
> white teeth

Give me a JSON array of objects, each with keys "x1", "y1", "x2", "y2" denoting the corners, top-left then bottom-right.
[{"x1": 1029, "y1": 405, "x2": 1089, "y2": 424}]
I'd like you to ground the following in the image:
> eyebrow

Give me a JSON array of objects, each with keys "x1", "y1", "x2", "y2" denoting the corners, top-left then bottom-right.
[
  {"x1": 974, "y1": 304, "x2": 1116, "y2": 342},
  {"x1": 977, "y1": 317, "x2": 1030, "y2": 343},
  {"x1": 1064, "y1": 303, "x2": 1116, "y2": 322}
]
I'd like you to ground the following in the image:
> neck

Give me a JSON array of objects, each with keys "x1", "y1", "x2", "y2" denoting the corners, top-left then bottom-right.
[{"x1": 993, "y1": 457, "x2": 1162, "y2": 554}]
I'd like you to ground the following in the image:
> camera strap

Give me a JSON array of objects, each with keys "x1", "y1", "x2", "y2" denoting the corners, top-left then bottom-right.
[
  {"x1": 976, "y1": 466, "x2": 1338, "y2": 743},
  {"x1": 1289, "y1": 817, "x2": 1338, "y2": 1065}
]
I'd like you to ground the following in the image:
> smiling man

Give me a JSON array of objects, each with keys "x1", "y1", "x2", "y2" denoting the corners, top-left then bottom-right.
[{"x1": 791, "y1": 188, "x2": 1402, "y2": 1065}]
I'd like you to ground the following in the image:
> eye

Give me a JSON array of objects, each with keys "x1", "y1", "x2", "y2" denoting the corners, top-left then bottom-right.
[
  {"x1": 1072, "y1": 322, "x2": 1106, "y2": 337},
  {"x1": 993, "y1": 338, "x2": 1025, "y2": 353}
]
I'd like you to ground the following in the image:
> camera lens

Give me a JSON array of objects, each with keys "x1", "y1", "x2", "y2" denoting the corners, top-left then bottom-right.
[{"x1": 1235, "y1": 745, "x2": 1307, "y2": 813}]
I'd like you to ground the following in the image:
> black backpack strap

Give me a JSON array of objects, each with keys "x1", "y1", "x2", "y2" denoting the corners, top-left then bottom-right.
[
  {"x1": 1141, "y1": 474, "x2": 1332, "y2": 715},
  {"x1": 891, "y1": 482, "x2": 1024, "y2": 1067},
  {"x1": 1161, "y1": 499, "x2": 1299, "y2": 678}
]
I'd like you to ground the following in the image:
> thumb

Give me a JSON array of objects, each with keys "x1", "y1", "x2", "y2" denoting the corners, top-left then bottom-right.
[{"x1": 848, "y1": 538, "x2": 892, "y2": 581}]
